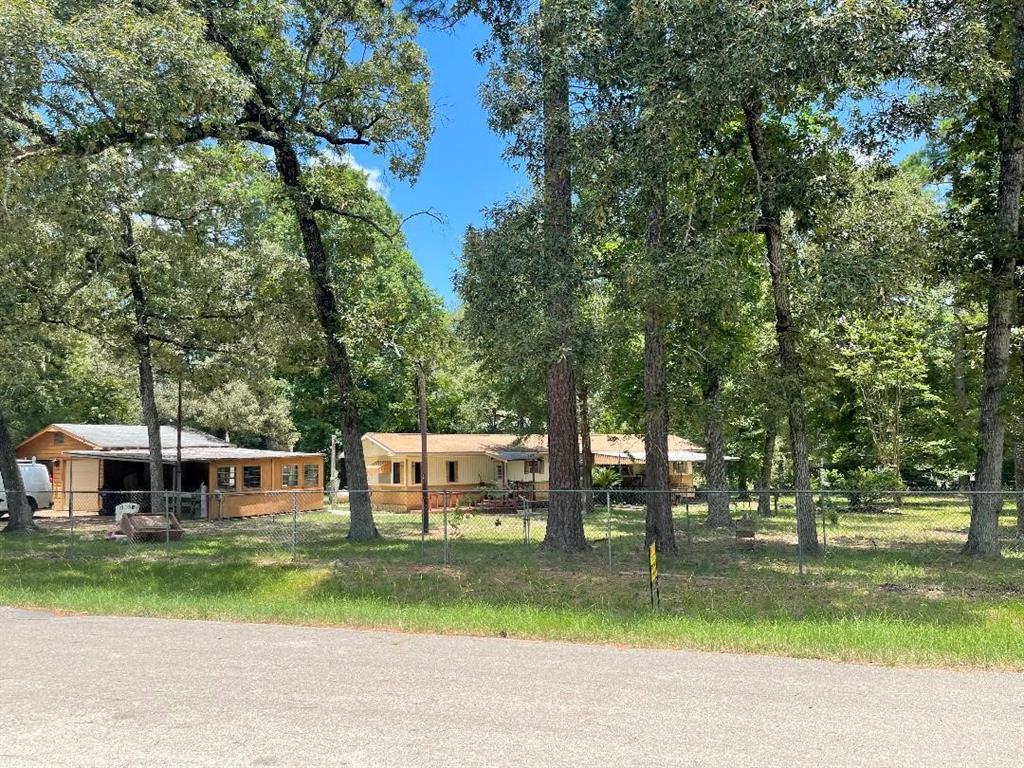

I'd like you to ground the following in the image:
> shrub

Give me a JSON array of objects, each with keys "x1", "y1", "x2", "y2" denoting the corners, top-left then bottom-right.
[
  {"x1": 591, "y1": 467, "x2": 621, "y2": 490},
  {"x1": 844, "y1": 468, "x2": 904, "y2": 513}
]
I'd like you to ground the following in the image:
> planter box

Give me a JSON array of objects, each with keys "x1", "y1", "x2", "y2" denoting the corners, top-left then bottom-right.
[{"x1": 118, "y1": 512, "x2": 183, "y2": 542}]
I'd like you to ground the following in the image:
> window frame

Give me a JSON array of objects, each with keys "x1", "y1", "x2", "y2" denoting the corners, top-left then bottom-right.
[
  {"x1": 413, "y1": 461, "x2": 422, "y2": 485},
  {"x1": 303, "y1": 463, "x2": 319, "y2": 487},
  {"x1": 216, "y1": 465, "x2": 237, "y2": 490},
  {"x1": 242, "y1": 465, "x2": 262, "y2": 490},
  {"x1": 391, "y1": 461, "x2": 402, "y2": 485},
  {"x1": 281, "y1": 464, "x2": 299, "y2": 488},
  {"x1": 446, "y1": 460, "x2": 458, "y2": 483}
]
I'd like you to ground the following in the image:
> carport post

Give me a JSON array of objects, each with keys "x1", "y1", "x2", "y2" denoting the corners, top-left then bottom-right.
[{"x1": 290, "y1": 491, "x2": 297, "y2": 560}]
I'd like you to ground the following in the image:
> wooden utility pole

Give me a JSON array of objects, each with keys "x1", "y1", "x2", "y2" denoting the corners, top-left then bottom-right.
[
  {"x1": 175, "y1": 365, "x2": 183, "y2": 518},
  {"x1": 417, "y1": 361, "x2": 429, "y2": 534}
]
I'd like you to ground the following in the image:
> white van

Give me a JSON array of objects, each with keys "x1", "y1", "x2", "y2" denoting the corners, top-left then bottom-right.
[{"x1": 0, "y1": 459, "x2": 54, "y2": 515}]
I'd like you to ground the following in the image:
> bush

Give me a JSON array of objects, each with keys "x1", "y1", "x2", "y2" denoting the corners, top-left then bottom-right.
[
  {"x1": 843, "y1": 468, "x2": 904, "y2": 513},
  {"x1": 591, "y1": 467, "x2": 621, "y2": 490}
]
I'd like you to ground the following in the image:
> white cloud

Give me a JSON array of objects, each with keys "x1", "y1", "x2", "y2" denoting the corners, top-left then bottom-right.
[{"x1": 315, "y1": 149, "x2": 390, "y2": 198}]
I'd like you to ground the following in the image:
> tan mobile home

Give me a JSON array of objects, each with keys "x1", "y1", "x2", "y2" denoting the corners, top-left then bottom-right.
[{"x1": 362, "y1": 432, "x2": 703, "y2": 511}]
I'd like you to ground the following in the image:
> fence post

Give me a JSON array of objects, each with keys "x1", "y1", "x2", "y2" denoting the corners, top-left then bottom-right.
[
  {"x1": 797, "y1": 491, "x2": 805, "y2": 576},
  {"x1": 164, "y1": 491, "x2": 170, "y2": 546},
  {"x1": 524, "y1": 499, "x2": 532, "y2": 548},
  {"x1": 820, "y1": 493, "x2": 827, "y2": 555},
  {"x1": 68, "y1": 491, "x2": 75, "y2": 556},
  {"x1": 602, "y1": 489, "x2": 610, "y2": 573},
  {"x1": 443, "y1": 490, "x2": 449, "y2": 565},
  {"x1": 290, "y1": 490, "x2": 297, "y2": 560},
  {"x1": 685, "y1": 499, "x2": 691, "y2": 546}
]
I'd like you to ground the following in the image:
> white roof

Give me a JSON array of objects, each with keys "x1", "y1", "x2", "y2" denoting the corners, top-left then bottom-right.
[
  {"x1": 66, "y1": 446, "x2": 321, "y2": 464},
  {"x1": 53, "y1": 424, "x2": 227, "y2": 450}
]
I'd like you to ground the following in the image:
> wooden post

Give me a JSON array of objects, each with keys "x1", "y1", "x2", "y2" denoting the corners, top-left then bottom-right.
[
  {"x1": 175, "y1": 367, "x2": 183, "y2": 518},
  {"x1": 417, "y1": 361, "x2": 429, "y2": 535}
]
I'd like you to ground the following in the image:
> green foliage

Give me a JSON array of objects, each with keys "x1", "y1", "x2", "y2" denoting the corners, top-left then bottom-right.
[{"x1": 591, "y1": 466, "x2": 621, "y2": 490}]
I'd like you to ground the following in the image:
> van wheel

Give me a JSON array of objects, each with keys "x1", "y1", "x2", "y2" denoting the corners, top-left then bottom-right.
[{"x1": 27, "y1": 497, "x2": 38, "y2": 516}]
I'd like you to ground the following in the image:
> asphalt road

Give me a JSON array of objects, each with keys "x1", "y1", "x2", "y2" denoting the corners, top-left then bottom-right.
[{"x1": 1, "y1": 607, "x2": 1021, "y2": 767}]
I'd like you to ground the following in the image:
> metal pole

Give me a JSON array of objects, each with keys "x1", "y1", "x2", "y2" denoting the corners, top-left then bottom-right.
[
  {"x1": 606, "y1": 490, "x2": 612, "y2": 572},
  {"x1": 523, "y1": 497, "x2": 529, "y2": 545},
  {"x1": 68, "y1": 458, "x2": 74, "y2": 553},
  {"x1": 68, "y1": 458, "x2": 74, "y2": 520},
  {"x1": 820, "y1": 494, "x2": 827, "y2": 554},
  {"x1": 443, "y1": 490, "x2": 449, "y2": 565},
  {"x1": 685, "y1": 499, "x2": 691, "y2": 545},
  {"x1": 291, "y1": 490, "x2": 297, "y2": 560},
  {"x1": 330, "y1": 433, "x2": 338, "y2": 495},
  {"x1": 797, "y1": 491, "x2": 805, "y2": 576}
]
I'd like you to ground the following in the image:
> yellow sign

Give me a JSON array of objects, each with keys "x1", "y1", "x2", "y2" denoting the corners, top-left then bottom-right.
[{"x1": 648, "y1": 542, "x2": 657, "y2": 582}]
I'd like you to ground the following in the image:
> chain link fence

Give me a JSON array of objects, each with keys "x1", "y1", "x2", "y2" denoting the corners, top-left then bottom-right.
[{"x1": 2, "y1": 486, "x2": 1023, "y2": 574}]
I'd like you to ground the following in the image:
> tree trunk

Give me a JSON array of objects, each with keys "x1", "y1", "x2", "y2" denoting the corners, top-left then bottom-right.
[
  {"x1": 118, "y1": 211, "x2": 165, "y2": 511},
  {"x1": 703, "y1": 374, "x2": 733, "y2": 529},
  {"x1": 743, "y1": 97, "x2": 819, "y2": 554},
  {"x1": 757, "y1": 418, "x2": 777, "y2": 518},
  {"x1": 0, "y1": 404, "x2": 34, "y2": 532},
  {"x1": 642, "y1": 190, "x2": 676, "y2": 552},
  {"x1": 539, "y1": 0, "x2": 586, "y2": 551},
  {"x1": 578, "y1": 381, "x2": 594, "y2": 516},
  {"x1": 964, "y1": 5, "x2": 1024, "y2": 557},
  {"x1": 643, "y1": 306, "x2": 676, "y2": 552},
  {"x1": 273, "y1": 144, "x2": 378, "y2": 540}
]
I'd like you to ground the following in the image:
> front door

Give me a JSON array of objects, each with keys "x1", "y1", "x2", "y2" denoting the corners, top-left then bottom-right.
[{"x1": 64, "y1": 459, "x2": 101, "y2": 513}]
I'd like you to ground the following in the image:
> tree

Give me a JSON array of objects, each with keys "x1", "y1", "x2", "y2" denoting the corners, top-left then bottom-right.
[
  {"x1": 957, "y1": 4, "x2": 1024, "y2": 557},
  {"x1": 194, "y1": 0, "x2": 432, "y2": 540},
  {"x1": 0, "y1": 0, "x2": 246, "y2": 528}
]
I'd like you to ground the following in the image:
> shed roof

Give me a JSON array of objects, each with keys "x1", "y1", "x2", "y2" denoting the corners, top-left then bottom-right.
[
  {"x1": 49, "y1": 423, "x2": 227, "y2": 450},
  {"x1": 66, "y1": 446, "x2": 322, "y2": 465}
]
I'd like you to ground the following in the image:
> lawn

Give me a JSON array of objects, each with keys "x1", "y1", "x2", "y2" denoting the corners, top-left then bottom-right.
[{"x1": 1, "y1": 495, "x2": 1022, "y2": 669}]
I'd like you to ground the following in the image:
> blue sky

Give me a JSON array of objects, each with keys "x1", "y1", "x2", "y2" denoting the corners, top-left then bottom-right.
[{"x1": 352, "y1": 19, "x2": 528, "y2": 307}]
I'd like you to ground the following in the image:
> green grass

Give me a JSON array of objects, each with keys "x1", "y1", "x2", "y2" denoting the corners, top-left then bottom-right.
[{"x1": 1, "y1": 496, "x2": 1022, "y2": 669}]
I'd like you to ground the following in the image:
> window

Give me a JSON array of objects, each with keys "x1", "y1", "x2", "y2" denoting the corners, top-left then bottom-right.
[
  {"x1": 282, "y1": 464, "x2": 299, "y2": 488},
  {"x1": 525, "y1": 458, "x2": 544, "y2": 475},
  {"x1": 446, "y1": 460, "x2": 458, "y2": 483},
  {"x1": 391, "y1": 461, "x2": 402, "y2": 485},
  {"x1": 495, "y1": 463, "x2": 504, "y2": 481},
  {"x1": 304, "y1": 464, "x2": 319, "y2": 486},
  {"x1": 243, "y1": 465, "x2": 262, "y2": 489},
  {"x1": 216, "y1": 466, "x2": 236, "y2": 490},
  {"x1": 413, "y1": 461, "x2": 422, "y2": 484},
  {"x1": 53, "y1": 433, "x2": 65, "y2": 445}
]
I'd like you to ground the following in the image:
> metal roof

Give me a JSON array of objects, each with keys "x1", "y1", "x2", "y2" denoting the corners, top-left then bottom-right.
[
  {"x1": 66, "y1": 446, "x2": 322, "y2": 464},
  {"x1": 484, "y1": 449, "x2": 546, "y2": 461},
  {"x1": 53, "y1": 424, "x2": 227, "y2": 450}
]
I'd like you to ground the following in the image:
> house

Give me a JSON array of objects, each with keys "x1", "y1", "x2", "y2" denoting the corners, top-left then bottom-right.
[
  {"x1": 15, "y1": 424, "x2": 324, "y2": 519},
  {"x1": 361, "y1": 432, "x2": 705, "y2": 511}
]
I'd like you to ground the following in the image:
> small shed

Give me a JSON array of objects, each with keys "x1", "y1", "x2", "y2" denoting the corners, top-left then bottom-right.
[{"x1": 16, "y1": 424, "x2": 324, "y2": 518}]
